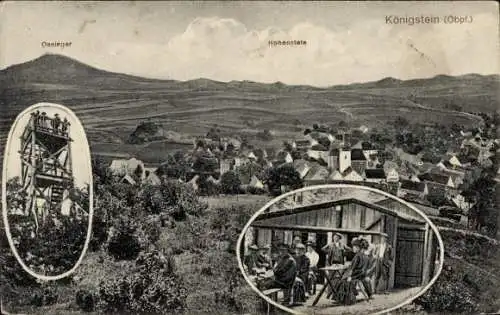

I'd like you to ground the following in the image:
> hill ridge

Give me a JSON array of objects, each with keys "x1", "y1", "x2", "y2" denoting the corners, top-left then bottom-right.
[{"x1": 1, "y1": 53, "x2": 498, "y2": 90}]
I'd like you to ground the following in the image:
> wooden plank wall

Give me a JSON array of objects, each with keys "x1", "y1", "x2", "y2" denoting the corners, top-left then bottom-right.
[{"x1": 376, "y1": 198, "x2": 425, "y2": 223}]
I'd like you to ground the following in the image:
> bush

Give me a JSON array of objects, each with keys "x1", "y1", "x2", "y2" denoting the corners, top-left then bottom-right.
[
  {"x1": 416, "y1": 278, "x2": 477, "y2": 313},
  {"x1": 220, "y1": 171, "x2": 242, "y2": 195},
  {"x1": 106, "y1": 215, "x2": 141, "y2": 260},
  {"x1": 246, "y1": 186, "x2": 266, "y2": 195},
  {"x1": 76, "y1": 289, "x2": 96, "y2": 312},
  {"x1": 30, "y1": 284, "x2": 58, "y2": 307},
  {"x1": 140, "y1": 180, "x2": 207, "y2": 220},
  {"x1": 98, "y1": 250, "x2": 187, "y2": 314},
  {"x1": 9, "y1": 212, "x2": 87, "y2": 276}
]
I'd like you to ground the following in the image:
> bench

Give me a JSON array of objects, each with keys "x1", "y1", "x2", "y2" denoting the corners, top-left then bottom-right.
[{"x1": 262, "y1": 288, "x2": 281, "y2": 315}]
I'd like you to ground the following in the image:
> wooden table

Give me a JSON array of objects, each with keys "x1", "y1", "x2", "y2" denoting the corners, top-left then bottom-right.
[{"x1": 312, "y1": 264, "x2": 349, "y2": 306}]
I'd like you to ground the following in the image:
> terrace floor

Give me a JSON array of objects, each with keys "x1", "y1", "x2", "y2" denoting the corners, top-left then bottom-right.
[{"x1": 277, "y1": 284, "x2": 422, "y2": 315}]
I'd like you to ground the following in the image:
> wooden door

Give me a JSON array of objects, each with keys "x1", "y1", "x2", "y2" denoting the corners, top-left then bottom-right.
[{"x1": 394, "y1": 227, "x2": 425, "y2": 288}]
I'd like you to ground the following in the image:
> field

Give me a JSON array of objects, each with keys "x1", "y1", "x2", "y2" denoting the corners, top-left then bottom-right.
[{"x1": 0, "y1": 54, "x2": 497, "y2": 165}]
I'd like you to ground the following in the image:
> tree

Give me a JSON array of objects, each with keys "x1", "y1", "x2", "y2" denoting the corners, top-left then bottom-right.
[
  {"x1": 338, "y1": 120, "x2": 347, "y2": 128},
  {"x1": 133, "y1": 164, "x2": 144, "y2": 182},
  {"x1": 157, "y1": 154, "x2": 190, "y2": 180},
  {"x1": 463, "y1": 173, "x2": 497, "y2": 236},
  {"x1": 283, "y1": 141, "x2": 294, "y2": 152},
  {"x1": 256, "y1": 129, "x2": 273, "y2": 141},
  {"x1": 264, "y1": 164, "x2": 303, "y2": 196},
  {"x1": 235, "y1": 162, "x2": 263, "y2": 184},
  {"x1": 220, "y1": 171, "x2": 241, "y2": 195}
]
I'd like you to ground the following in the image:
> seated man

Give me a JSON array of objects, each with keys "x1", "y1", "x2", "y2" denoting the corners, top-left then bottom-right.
[
  {"x1": 256, "y1": 244, "x2": 273, "y2": 270},
  {"x1": 334, "y1": 238, "x2": 372, "y2": 304},
  {"x1": 259, "y1": 242, "x2": 297, "y2": 305},
  {"x1": 243, "y1": 244, "x2": 259, "y2": 275},
  {"x1": 294, "y1": 243, "x2": 310, "y2": 297}
]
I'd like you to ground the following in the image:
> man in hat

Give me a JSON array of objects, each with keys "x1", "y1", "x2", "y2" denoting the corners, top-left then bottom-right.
[
  {"x1": 52, "y1": 113, "x2": 62, "y2": 133},
  {"x1": 291, "y1": 235, "x2": 302, "y2": 252},
  {"x1": 61, "y1": 117, "x2": 70, "y2": 135},
  {"x1": 373, "y1": 234, "x2": 393, "y2": 294},
  {"x1": 294, "y1": 243, "x2": 310, "y2": 295},
  {"x1": 346, "y1": 238, "x2": 373, "y2": 300},
  {"x1": 256, "y1": 244, "x2": 272, "y2": 270},
  {"x1": 260, "y1": 242, "x2": 297, "y2": 304},
  {"x1": 33, "y1": 110, "x2": 41, "y2": 126},
  {"x1": 305, "y1": 241, "x2": 319, "y2": 295},
  {"x1": 40, "y1": 112, "x2": 48, "y2": 129},
  {"x1": 305, "y1": 241, "x2": 319, "y2": 269},
  {"x1": 243, "y1": 244, "x2": 259, "y2": 275},
  {"x1": 322, "y1": 233, "x2": 349, "y2": 266}
]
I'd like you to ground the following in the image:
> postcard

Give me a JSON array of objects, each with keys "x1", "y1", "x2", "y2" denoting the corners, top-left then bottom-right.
[{"x1": 0, "y1": 1, "x2": 498, "y2": 315}]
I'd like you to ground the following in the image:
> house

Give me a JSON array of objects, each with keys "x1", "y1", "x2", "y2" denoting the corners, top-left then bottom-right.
[
  {"x1": 328, "y1": 170, "x2": 344, "y2": 181},
  {"x1": 339, "y1": 149, "x2": 351, "y2": 173},
  {"x1": 293, "y1": 139, "x2": 314, "y2": 151},
  {"x1": 248, "y1": 187, "x2": 438, "y2": 289},
  {"x1": 452, "y1": 194, "x2": 475, "y2": 214},
  {"x1": 364, "y1": 169, "x2": 386, "y2": 184},
  {"x1": 220, "y1": 158, "x2": 234, "y2": 175},
  {"x1": 341, "y1": 167, "x2": 363, "y2": 182},
  {"x1": 418, "y1": 172, "x2": 450, "y2": 198},
  {"x1": 327, "y1": 148, "x2": 339, "y2": 170},
  {"x1": 143, "y1": 170, "x2": 161, "y2": 186},
  {"x1": 120, "y1": 174, "x2": 137, "y2": 185},
  {"x1": 109, "y1": 158, "x2": 145, "y2": 179},
  {"x1": 248, "y1": 175, "x2": 265, "y2": 190},
  {"x1": 275, "y1": 151, "x2": 293, "y2": 164},
  {"x1": 358, "y1": 125, "x2": 369, "y2": 134},
  {"x1": 398, "y1": 179, "x2": 428, "y2": 199},
  {"x1": 307, "y1": 145, "x2": 329, "y2": 162},
  {"x1": 304, "y1": 164, "x2": 329, "y2": 184},
  {"x1": 386, "y1": 168, "x2": 399, "y2": 182},
  {"x1": 234, "y1": 156, "x2": 250, "y2": 168},
  {"x1": 188, "y1": 175, "x2": 200, "y2": 191},
  {"x1": 448, "y1": 155, "x2": 463, "y2": 168},
  {"x1": 293, "y1": 159, "x2": 311, "y2": 179},
  {"x1": 247, "y1": 151, "x2": 257, "y2": 160},
  {"x1": 206, "y1": 175, "x2": 220, "y2": 185},
  {"x1": 253, "y1": 148, "x2": 268, "y2": 161},
  {"x1": 351, "y1": 148, "x2": 367, "y2": 175},
  {"x1": 221, "y1": 137, "x2": 242, "y2": 151}
]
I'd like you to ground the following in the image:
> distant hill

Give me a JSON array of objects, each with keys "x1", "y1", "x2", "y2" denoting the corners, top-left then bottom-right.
[{"x1": 0, "y1": 53, "x2": 498, "y2": 159}]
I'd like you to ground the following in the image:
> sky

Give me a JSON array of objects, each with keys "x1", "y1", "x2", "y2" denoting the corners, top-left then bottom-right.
[
  {"x1": 0, "y1": 1, "x2": 498, "y2": 86},
  {"x1": 5, "y1": 104, "x2": 91, "y2": 189}
]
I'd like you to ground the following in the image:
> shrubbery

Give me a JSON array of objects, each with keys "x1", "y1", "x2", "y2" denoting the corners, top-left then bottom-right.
[
  {"x1": 75, "y1": 289, "x2": 96, "y2": 312},
  {"x1": 97, "y1": 250, "x2": 187, "y2": 314},
  {"x1": 106, "y1": 215, "x2": 142, "y2": 260},
  {"x1": 30, "y1": 283, "x2": 58, "y2": 307},
  {"x1": 416, "y1": 276, "x2": 477, "y2": 313}
]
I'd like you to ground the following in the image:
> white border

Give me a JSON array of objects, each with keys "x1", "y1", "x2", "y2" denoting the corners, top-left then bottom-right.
[
  {"x1": 236, "y1": 184, "x2": 445, "y2": 315},
  {"x1": 2, "y1": 102, "x2": 94, "y2": 281}
]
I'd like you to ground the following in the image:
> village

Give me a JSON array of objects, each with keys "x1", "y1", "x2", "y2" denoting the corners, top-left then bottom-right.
[{"x1": 105, "y1": 114, "x2": 500, "y2": 235}]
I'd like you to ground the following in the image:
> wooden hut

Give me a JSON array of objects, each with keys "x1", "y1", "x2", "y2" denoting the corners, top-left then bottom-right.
[{"x1": 245, "y1": 187, "x2": 438, "y2": 289}]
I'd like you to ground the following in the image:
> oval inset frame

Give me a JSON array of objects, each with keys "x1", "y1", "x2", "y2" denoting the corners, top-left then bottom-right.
[
  {"x1": 236, "y1": 184, "x2": 444, "y2": 315},
  {"x1": 2, "y1": 102, "x2": 94, "y2": 281}
]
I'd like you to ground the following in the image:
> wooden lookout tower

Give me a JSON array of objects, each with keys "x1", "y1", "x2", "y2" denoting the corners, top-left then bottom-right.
[{"x1": 19, "y1": 111, "x2": 74, "y2": 229}]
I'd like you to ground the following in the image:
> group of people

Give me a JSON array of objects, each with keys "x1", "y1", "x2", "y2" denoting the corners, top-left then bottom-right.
[
  {"x1": 323, "y1": 233, "x2": 394, "y2": 304},
  {"x1": 243, "y1": 240, "x2": 318, "y2": 305},
  {"x1": 32, "y1": 111, "x2": 70, "y2": 135},
  {"x1": 243, "y1": 232, "x2": 393, "y2": 306}
]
